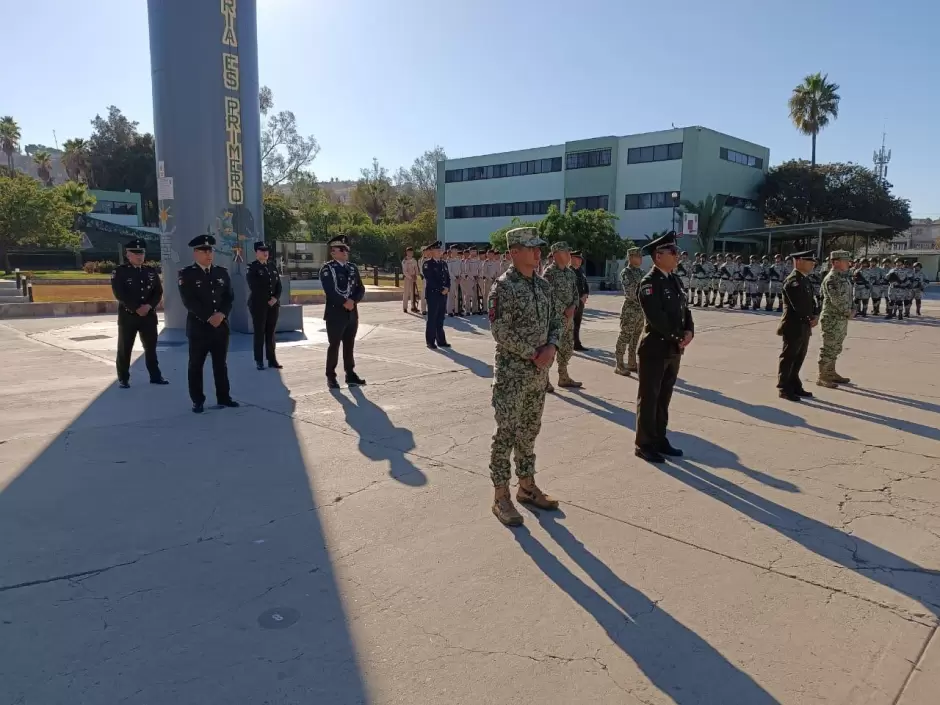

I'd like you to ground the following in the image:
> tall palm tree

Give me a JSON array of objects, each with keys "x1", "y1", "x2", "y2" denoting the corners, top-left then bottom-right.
[
  {"x1": 0, "y1": 116, "x2": 21, "y2": 172},
  {"x1": 61, "y1": 138, "x2": 91, "y2": 183},
  {"x1": 680, "y1": 194, "x2": 733, "y2": 253},
  {"x1": 33, "y1": 149, "x2": 54, "y2": 186},
  {"x1": 393, "y1": 192, "x2": 415, "y2": 223},
  {"x1": 58, "y1": 180, "x2": 97, "y2": 212},
  {"x1": 789, "y1": 72, "x2": 840, "y2": 167}
]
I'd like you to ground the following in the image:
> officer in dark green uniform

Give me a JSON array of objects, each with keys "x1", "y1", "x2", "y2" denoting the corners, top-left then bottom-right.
[
  {"x1": 571, "y1": 250, "x2": 590, "y2": 351},
  {"x1": 111, "y1": 237, "x2": 167, "y2": 388},
  {"x1": 777, "y1": 250, "x2": 819, "y2": 402},
  {"x1": 634, "y1": 232, "x2": 694, "y2": 463},
  {"x1": 246, "y1": 241, "x2": 283, "y2": 370}
]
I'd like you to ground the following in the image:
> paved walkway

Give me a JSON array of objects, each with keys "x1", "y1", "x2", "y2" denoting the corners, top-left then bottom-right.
[{"x1": 1, "y1": 294, "x2": 938, "y2": 704}]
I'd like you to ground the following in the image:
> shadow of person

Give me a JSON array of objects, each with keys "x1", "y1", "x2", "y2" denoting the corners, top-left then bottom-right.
[
  {"x1": 580, "y1": 308, "x2": 618, "y2": 321},
  {"x1": 333, "y1": 385, "x2": 427, "y2": 486},
  {"x1": 659, "y1": 459, "x2": 940, "y2": 616},
  {"x1": 839, "y1": 386, "x2": 940, "y2": 415},
  {"x1": 512, "y1": 512, "x2": 780, "y2": 704},
  {"x1": 437, "y1": 347, "x2": 492, "y2": 378},
  {"x1": 445, "y1": 316, "x2": 486, "y2": 336},
  {"x1": 674, "y1": 380, "x2": 856, "y2": 441},
  {"x1": 574, "y1": 348, "x2": 617, "y2": 364},
  {"x1": 553, "y1": 388, "x2": 636, "y2": 431},
  {"x1": 802, "y1": 396, "x2": 940, "y2": 443}
]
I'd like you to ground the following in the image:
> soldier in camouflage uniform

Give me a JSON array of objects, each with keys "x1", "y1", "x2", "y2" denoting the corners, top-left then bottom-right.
[
  {"x1": 911, "y1": 262, "x2": 927, "y2": 315},
  {"x1": 542, "y1": 241, "x2": 582, "y2": 392},
  {"x1": 817, "y1": 250, "x2": 854, "y2": 388},
  {"x1": 615, "y1": 246, "x2": 645, "y2": 376},
  {"x1": 870, "y1": 258, "x2": 888, "y2": 315},
  {"x1": 487, "y1": 227, "x2": 562, "y2": 527}
]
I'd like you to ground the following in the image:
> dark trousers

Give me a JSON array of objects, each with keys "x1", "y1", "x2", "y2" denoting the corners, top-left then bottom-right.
[
  {"x1": 635, "y1": 346, "x2": 681, "y2": 449},
  {"x1": 116, "y1": 310, "x2": 161, "y2": 383},
  {"x1": 250, "y1": 302, "x2": 279, "y2": 363},
  {"x1": 187, "y1": 323, "x2": 231, "y2": 405},
  {"x1": 425, "y1": 293, "x2": 448, "y2": 346},
  {"x1": 777, "y1": 326, "x2": 810, "y2": 392},
  {"x1": 573, "y1": 301, "x2": 585, "y2": 346},
  {"x1": 325, "y1": 312, "x2": 358, "y2": 379}
]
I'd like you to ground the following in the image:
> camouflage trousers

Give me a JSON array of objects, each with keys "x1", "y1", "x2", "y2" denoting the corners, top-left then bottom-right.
[
  {"x1": 818, "y1": 316, "x2": 848, "y2": 366},
  {"x1": 615, "y1": 305, "x2": 644, "y2": 365},
  {"x1": 490, "y1": 371, "x2": 548, "y2": 486},
  {"x1": 550, "y1": 316, "x2": 575, "y2": 372}
]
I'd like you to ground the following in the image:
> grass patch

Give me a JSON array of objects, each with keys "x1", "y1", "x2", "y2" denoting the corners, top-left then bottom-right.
[
  {"x1": 32, "y1": 285, "x2": 115, "y2": 303},
  {"x1": 1, "y1": 271, "x2": 110, "y2": 281}
]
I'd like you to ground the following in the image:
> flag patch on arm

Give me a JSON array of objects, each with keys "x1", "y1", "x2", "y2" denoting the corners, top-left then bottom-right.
[
  {"x1": 488, "y1": 293, "x2": 498, "y2": 322},
  {"x1": 640, "y1": 284, "x2": 653, "y2": 296}
]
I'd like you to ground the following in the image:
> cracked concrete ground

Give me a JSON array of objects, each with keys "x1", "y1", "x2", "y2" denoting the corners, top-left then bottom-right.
[{"x1": 0, "y1": 292, "x2": 938, "y2": 705}]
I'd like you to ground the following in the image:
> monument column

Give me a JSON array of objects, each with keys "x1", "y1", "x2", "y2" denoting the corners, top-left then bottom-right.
[{"x1": 147, "y1": 0, "x2": 263, "y2": 333}]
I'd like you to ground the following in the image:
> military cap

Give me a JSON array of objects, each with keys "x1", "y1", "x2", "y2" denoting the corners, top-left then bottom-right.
[
  {"x1": 550, "y1": 241, "x2": 572, "y2": 253},
  {"x1": 642, "y1": 230, "x2": 677, "y2": 256},
  {"x1": 124, "y1": 237, "x2": 148, "y2": 253},
  {"x1": 253, "y1": 241, "x2": 270, "y2": 252},
  {"x1": 570, "y1": 250, "x2": 583, "y2": 257},
  {"x1": 327, "y1": 235, "x2": 349, "y2": 249},
  {"x1": 761, "y1": 255, "x2": 769, "y2": 261},
  {"x1": 427, "y1": 240, "x2": 442, "y2": 250},
  {"x1": 627, "y1": 246, "x2": 641, "y2": 256},
  {"x1": 405, "y1": 246, "x2": 414, "y2": 252},
  {"x1": 881, "y1": 258, "x2": 891, "y2": 263},
  {"x1": 791, "y1": 250, "x2": 817, "y2": 262},
  {"x1": 188, "y1": 233, "x2": 216, "y2": 250},
  {"x1": 914, "y1": 262, "x2": 922, "y2": 268},
  {"x1": 750, "y1": 255, "x2": 758, "y2": 260},
  {"x1": 506, "y1": 227, "x2": 546, "y2": 248},
  {"x1": 828, "y1": 250, "x2": 851, "y2": 261},
  {"x1": 860, "y1": 257, "x2": 869, "y2": 264}
]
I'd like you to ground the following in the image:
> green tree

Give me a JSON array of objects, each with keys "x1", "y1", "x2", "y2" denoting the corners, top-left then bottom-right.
[
  {"x1": 58, "y1": 180, "x2": 97, "y2": 213},
  {"x1": 394, "y1": 146, "x2": 446, "y2": 212},
  {"x1": 1, "y1": 116, "x2": 21, "y2": 173},
  {"x1": 32, "y1": 150, "x2": 54, "y2": 186},
  {"x1": 262, "y1": 191, "x2": 299, "y2": 243},
  {"x1": 489, "y1": 217, "x2": 542, "y2": 251},
  {"x1": 789, "y1": 72, "x2": 840, "y2": 167},
  {"x1": 61, "y1": 138, "x2": 91, "y2": 183},
  {"x1": 0, "y1": 176, "x2": 83, "y2": 270},
  {"x1": 352, "y1": 158, "x2": 392, "y2": 224},
  {"x1": 540, "y1": 202, "x2": 627, "y2": 261},
  {"x1": 680, "y1": 194, "x2": 733, "y2": 253},
  {"x1": 260, "y1": 86, "x2": 319, "y2": 186},
  {"x1": 391, "y1": 192, "x2": 415, "y2": 223}
]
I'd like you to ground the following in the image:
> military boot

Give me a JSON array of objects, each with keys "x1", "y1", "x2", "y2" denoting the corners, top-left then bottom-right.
[
  {"x1": 816, "y1": 362, "x2": 838, "y2": 388},
  {"x1": 627, "y1": 357, "x2": 639, "y2": 373},
  {"x1": 517, "y1": 476, "x2": 559, "y2": 510},
  {"x1": 492, "y1": 485, "x2": 523, "y2": 526},
  {"x1": 557, "y1": 369, "x2": 583, "y2": 389},
  {"x1": 614, "y1": 355, "x2": 630, "y2": 376},
  {"x1": 546, "y1": 380, "x2": 555, "y2": 393},
  {"x1": 831, "y1": 366, "x2": 850, "y2": 384}
]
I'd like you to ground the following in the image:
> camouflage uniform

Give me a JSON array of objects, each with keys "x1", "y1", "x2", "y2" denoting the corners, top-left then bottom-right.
[
  {"x1": 615, "y1": 248, "x2": 645, "y2": 375},
  {"x1": 542, "y1": 242, "x2": 581, "y2": 389},
  {"x1": 817, "y1": 251, "x2": 854, "y2": 387},
  {"x1": 911, "y1": 264, "x2": 927, "y2": 315}
]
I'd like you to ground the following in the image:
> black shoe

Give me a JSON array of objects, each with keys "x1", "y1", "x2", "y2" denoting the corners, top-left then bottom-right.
[
  {"x1": 118, "y1": 380, "x2": 130, "y2": 389},
  {"x1": 438, "y1": 342, "x2": 451, "y2": 348},
  {"x1": 635, "y1": 446, "x2": 665, "y2": 464},
  {"x1": 795, "y1": 389, "x2": 814, "y2": 398},
  {"x1": 778, "y1": 391, "x2": 800, "y2": 402},
  {"x1": 218, "y1": 399, "x2": 240, "y2": 408},
  {"x1": 150, "y1": 377, "x2": 169, "y2": 385},
  {"x1": 427, "y1": 343, "x2": 438, "y2": 350},
  {"x1": 776, "y1": 307, "x2": 783, "y2": 313},
  {"x1": 421, "y1": 312, "x2": 427, "y2": 316},
  {"x1": 573, "y1": 345, "x2": 588, "y2": 351},
  {"x1": 327, "y1": 378, "x2": 340, "y2": 389},
  {"x1": 268, "y1": 361, "x2": 283, "y2": 369},
  {"x1": 657, "y1": 441, "x2": 683, "y2": 457},
  {"x1": 256, "y1": 362, "x2": 265, "y2": 371},
  {"x1": 346, "y1": 373, "x2": 367, "y2": 386},
  {"x1": 448, "y1": 313, "x2": 455, "y2": 317},
  {"x1": 192, "y1": 402, "x2": 205, "y2": 413}
]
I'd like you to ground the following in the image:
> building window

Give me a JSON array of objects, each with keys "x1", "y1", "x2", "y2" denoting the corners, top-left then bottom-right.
[
  {"x1": 444, "y1": 156, "x2": 562, "y2": 183},
  {"x1": 91, "y1": 200, "x2": 138, "y2": 216},
  {"x1": 719, "y1": 147, "x2": 764, "y2": 169},
  {"x1": 568, "y1": 195, "x2": 609, "y2": 212},
  {"x1": 626, "y1": 142, "x2": 683, "y2": 164},
  {"x1": 565, "y1": 148, "x2": 612, "y2": 170},
  {"x1": 624, "y1": 191, "x2": 680, "y2": 210},
  {"x1": 720, "y1": 194, "x2": 759, "y2": 211},
  {"x1": 444, "y1": 199, "x2": 561, "y2": 219}
]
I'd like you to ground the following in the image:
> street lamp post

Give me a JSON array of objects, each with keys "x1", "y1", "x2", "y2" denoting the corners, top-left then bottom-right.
[{"x1": 671, "y1": 191, "x2": 680, "y2": 234}]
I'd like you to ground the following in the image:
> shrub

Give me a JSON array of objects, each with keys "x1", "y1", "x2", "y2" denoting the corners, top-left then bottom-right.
[
  {"x1": 82, "y1": 261, "x2": 97, "y2": 274},
  {"x1": 97, "y1": 261, "x2": 118, "y2": 274}
]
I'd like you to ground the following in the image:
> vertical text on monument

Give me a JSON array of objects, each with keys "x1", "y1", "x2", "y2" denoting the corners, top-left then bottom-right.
[{"x1": 222, "y1": 0, "x2": 243, "y2": 205}]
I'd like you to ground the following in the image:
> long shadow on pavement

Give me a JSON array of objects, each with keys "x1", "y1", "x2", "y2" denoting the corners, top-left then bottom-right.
[
  {"x1": 513, "y1": 511, "x2": 779, "y2": 704},
  {"x1": 0, "y1": 332, "x2": 370, "y2": 704},
  {"x1": 802, "y1": 396, "x2": 940, "y2": 443},
  {"x1": 840, "y1": 386, "x2": 940, "y2": 416},
  {"x1": 437, "y1": 347, "x2": 492, "y2": 378}
]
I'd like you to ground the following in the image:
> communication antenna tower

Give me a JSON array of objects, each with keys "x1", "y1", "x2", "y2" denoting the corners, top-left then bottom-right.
[{"x1": 873, "y1": 129, "x2": 891, "y2": 186}]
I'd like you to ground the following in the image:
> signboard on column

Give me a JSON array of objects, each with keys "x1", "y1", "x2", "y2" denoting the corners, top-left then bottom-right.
[{"x1": 683, "y1": 213, "x2": 699, "y2": 237}]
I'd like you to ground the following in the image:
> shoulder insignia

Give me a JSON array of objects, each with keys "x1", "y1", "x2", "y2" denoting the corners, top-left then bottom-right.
[
  {"x1": 790, "y1": 280, "x2": 800, "y2": 288},
  {"x1": 640, "y1": 284, "x2": 653, "y2": 296}
]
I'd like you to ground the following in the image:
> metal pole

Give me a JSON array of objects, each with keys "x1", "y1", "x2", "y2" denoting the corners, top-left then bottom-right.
[
  {"x1": 817, "y1": 227, "x2": 823, "y2": 260},
  {"x1": 767, "y1": 231, "x2": 771, "y2": 254}
]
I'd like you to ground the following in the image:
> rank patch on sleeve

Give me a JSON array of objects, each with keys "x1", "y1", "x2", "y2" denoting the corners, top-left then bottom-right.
[
  {"x1": 640, "y1": 285, "x2": 653, "y2": 296},
  {"x1": 488, "y1": 293, "x2": 498, "y2": 322}
]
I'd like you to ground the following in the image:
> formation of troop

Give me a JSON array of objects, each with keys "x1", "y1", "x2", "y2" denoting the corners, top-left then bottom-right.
[
  {"x1": 687, "y1": 252, "x2": 790, "y2": 311},
  {"x1": 401, "y1": 246, "x2": 509, "y2": 317},
  {"x1": 847, "y1": 256, "x2": 927, "y2": 319}
]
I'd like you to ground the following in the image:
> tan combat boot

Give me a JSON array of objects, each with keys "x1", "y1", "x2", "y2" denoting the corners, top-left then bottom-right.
[
  {"x1": 492, "y1": 485, "x2": 523, "y2": 526},
  {"x1": 816, "y1": 362, "x2": 838, "y2": 388},
  {"x1": 831, "y1": 366, "x2": 850, "y2": 384},
  {"x1": 626, "y1": 357, "x2": 639, "y2": 373},
  {"x1": 517, "y1": 476, "x2": 559, "y2": 510},
  {"x1": 614, "y1": 355, "x2": 630, "y2": 376},
  {"x1": 557, "y1": 368, "x2": 583, "y2": 389},
  {"x1": 546, "y1": 380, "x2": 555, "y2": 394}
]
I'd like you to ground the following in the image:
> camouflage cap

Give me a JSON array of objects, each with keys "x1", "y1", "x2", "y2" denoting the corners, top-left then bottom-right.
[
  {"x1": 828, "y1": 250, "x2": 851, "y2": 261},
  {"x1": 627, "y1": 246, "x2": 641, "y2": 256},
  {"x1": 505, "y1": 227, "x2": 545, "y2": 248},
  {"x1": 550, "y1": 241, "x2": 572, "y2": 253}
]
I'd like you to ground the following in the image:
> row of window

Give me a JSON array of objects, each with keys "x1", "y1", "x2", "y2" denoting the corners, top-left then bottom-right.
[
  {"x1": 626, "y1": 142, "x2": 683, "y2": 164},
  {"x1": 444, "y1": 157, "x2": 563, "y2": 183},
  {"x1": 445, "y1": 200, "x2": 561, "y2": 220},
  {"x1": 624, "y1": 191, "x2": 680, "y2": 211},
  {"x1": 569, "y1": 195, "x2": 609, "y2": 211},
  {"x1": 721, "y1": 194, "x2": 759, "y2": 211},
  {"x1": 92, "y1": 200, "x2": 138, "y2": 216},
  {"x1": 565, "y1": 148, "x2": 612, "y2": 170},
  {"x1": 720, "y1": 147, "x2": 763, "y2": 169}
]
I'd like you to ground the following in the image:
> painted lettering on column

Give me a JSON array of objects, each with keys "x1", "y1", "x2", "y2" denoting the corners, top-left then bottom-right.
[
  {"x1": 221, "y1": 0, "x2": 243, "y2": 206},
  {"x1": 221, "y1": 0, "x2": 238, "y2": 47}
]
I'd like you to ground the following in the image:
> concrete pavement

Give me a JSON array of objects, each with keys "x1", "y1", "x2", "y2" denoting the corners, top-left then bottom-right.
[{"x1": 0, "y1": 293, "x2": 938, "y2": 704}]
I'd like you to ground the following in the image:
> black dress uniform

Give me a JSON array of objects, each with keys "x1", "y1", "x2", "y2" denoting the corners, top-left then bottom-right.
[
  {"x1": 422, "y1": 242, "x2": 450, "y2": 349},
  {"x1": 246, "y1": 241, "x2": 283, "y2": 370},
  {"x1": 110, "y1": 238, "x2": 166, "y2": 387},
  {"x1": 319, "y1": 236, "x2": 366, "y2": 387},
  {"x1": 178, "y1": 234, "x2": 237, "y2": 412},
  {"x1": 777, "y1": 251, "x2": 819, "y2": 401},
  {"x1": 572, "y1": 253, "x2": 590, "y2": 350},
  {"x1": 635, "y1": 232, "x2": 693, "y2": 462}
]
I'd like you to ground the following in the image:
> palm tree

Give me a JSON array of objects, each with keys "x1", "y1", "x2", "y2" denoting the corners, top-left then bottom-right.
[
  {"x1": 680, "y1": 194, "x2": 733, "y2": 253},
  {"x1": 392, "y1": 192, "x2": 415, "y2": 223},
  {"x1": 61, "y1": 138, "x2": 91, "y2": 183},
  {"x1": 58, "y1": 180, "x2": 97, "y2": 212},
  {"x1": 789, "y1": 72, "x2": 840, "y2": 167},
  {"x1": 33, "y1": 149, "x2": 54, "y2": 186},
  {"x1": 0, "y1": 116, "x2": 21, "y2": 172}
]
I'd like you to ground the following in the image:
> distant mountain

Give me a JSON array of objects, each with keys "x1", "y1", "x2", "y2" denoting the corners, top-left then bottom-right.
[{"x1": 271, "y1": 179, "x2": 356, "y2": 203}]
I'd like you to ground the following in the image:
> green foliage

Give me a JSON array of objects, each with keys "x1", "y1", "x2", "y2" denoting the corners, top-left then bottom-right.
[
  {"x1": 540, "y1": 203, "x2": 628, "y2": 260},
  {"x1": 680, "y1": 194, "x2": 733, "y2": 254},
  {"x1": 489, "y1": 218, "x2": 542, "y2": 251},
  {"x1": 260, "y1": 86, "x2": 319, "y2": 186},
  {"x1": 758, "y1": 160, "x2": 911, "y2": 240},
  {"x1": 61, "y1": 138, "x2": 91, "y2": 183},
  {"x1": 0, "y1": 116, "x2": 20, "y2": 172},
  {"x1": 32, "y1": 150, "x2": 54, "y2": 186},
  {"x1": 352, "y1": 158, "x2": 392, "y2": 223},
  {"x1": 331, "y1": 208, "x2": 438, "y2": 267},
  {"x1": 83, "y1": 260, "x2": 118, "y2": 274},
  {"x1": 262, "y1": 191, "x2": 299, "y2": 243},
  {"x1": 0, "y1": 176, "x2": 85, "y2": 268},
  {"x1": 393, "y1": 146, "x2": 446, "y2": 212},
  {"x1": 789, "y1": 72, "x2": 840, "y2": 166}
]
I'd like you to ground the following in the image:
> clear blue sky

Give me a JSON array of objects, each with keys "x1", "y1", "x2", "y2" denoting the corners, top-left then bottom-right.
[{"x1": 6, "y1": 0, "x2": 938, "y2": 216}]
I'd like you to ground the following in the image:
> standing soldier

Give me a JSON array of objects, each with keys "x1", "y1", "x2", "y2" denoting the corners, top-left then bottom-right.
[
  {"x1": 111, "y1": 237, "x2": 167, "y2": 389},
  {"x1": 676, "y1": 251, "x2": 691, "y2": 293},
  {"x1": 758, "y1": 256, "x2": 771, "y2": 310},
  {"x1": 809, "y1": 262, "x2": 823, "y2": 307},
  {"x1": 901, "y1": 260, "x2": 915, "y2": 317},
  {"x1": 885, "y1": 257, "x2": 907, "y2": 320},
  {"x1": 542, "y1": 242, "x2": 582, "y2": 392},
  {"x1": 817, "y1": 251, "x2": 854, "y2": 388},
  {"x1": 500, "y1": 251, "x2": 511, "y2": 275},
  {"x1": 446, "y1": 247, "x2": 462, "y2": 316},
  {"x1": 776, "y1": 251, "x2": 819, "y2": 402},
  {"x1": 178, "y1": 234, "x2": 237, "y2": 413},
  {"x1": 743, "y1": 255, "x2": 759, "y2": 310},
  {"x1": 870, "y1": 258, "x2": 888, "y2": 316},
  {"x1": 706, "y1": 254, "x2": 719, "y2": 306},
  {"x1": 481, "y1": 250, "x2": 498, "y2": 308},
  {"x1": 732, "y1": 255, "x2": 746, "y2": 309},
  {"x1": 417, "y1": 247, "x2": 428, "y2": 316},
  {"x1": 852, "y1": 258, "x2": 872, "y2": 317},
  {"x1": 458, "y1": 249, "x2": 472, "y2": 315},
  {"x1": 469, "y1": 249, "x2": 484, "y2": 314},
  {"x1": 690, "y1": 253, "x2": 705, "y2": 307},
  {"x1": 246, "y1": 241, "x2": 283, "y2": 371},
  {"x1": 911, "y1": 262, "x2": 927, "y2": 315},
  {"x1": 487, "y1": 227, "x2": 562, "y2": 527},
  {"x1": 614, "y1": 246, "x2": 645, "y2": 376},
  {"x1": 422, "y1": 241, "x2": 451, "y2": 349},
  {"x1": 319, "y1": 235, "x2": 367, "y2": 389},
  {"x1": 571, "y1": 250, "x2": 590, "y2": 351},
  {"x1": 401, "y1": 246, "x2": 420, "y2": 314},
  {"x1": 768, "y1": 254, "x2": 787, "y2": 312},
  {"x1": 717, "y1": 253, "x2": 733, "y2": 308}
]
